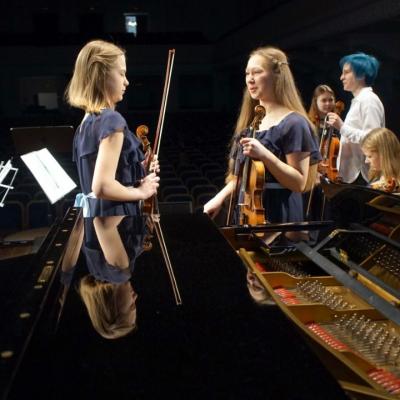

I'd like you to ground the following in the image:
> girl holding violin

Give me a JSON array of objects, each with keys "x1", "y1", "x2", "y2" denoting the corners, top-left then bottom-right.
[
  {"x1": 305, "y1": 84, "x2": 344, "y2": 221},
  {"x1": 361, "y1": 128, "x2": 400, "y2": 193},
  {"x1": 326, "y1": 52, "x2": 385, "y2": 184},
  {"x1": 66, "y1": 40, "x2": 159, "y2": 217},
  {"x1": 308, "y1": 84, "x2": 337, "y2": 137},
  {"x1": 204, "y1": 46, "x2": 320, "y2": 223}
]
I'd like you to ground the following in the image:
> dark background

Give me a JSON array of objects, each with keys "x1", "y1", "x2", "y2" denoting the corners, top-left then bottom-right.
[{"x1": 1, "y1": 0, "x2": 400, "y2": 157}]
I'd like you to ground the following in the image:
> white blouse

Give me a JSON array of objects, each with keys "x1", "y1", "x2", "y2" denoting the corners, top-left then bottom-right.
[{"x1": 338, "y1": 87, "x2": 385, "y2": 183}]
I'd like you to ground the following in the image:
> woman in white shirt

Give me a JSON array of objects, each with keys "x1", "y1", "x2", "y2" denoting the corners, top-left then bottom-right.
[{"x1": 326, "y1": 52, "x2": 385, "y2": 184}]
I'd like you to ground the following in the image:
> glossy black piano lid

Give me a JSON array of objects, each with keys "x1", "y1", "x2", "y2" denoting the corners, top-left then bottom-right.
[{"x1": 4, "y1": 213, "x2": 346, "y2": 399}]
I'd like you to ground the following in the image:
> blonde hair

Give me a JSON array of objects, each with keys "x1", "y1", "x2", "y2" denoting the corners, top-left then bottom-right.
[
  {"x1": 308, "y1": 84, "x2": 335, "y2": 127},
  {"x1": 66, "y1": 40, "x2": 125, "y2": 113},
  {"x1": 233, "y1": 46, "x2": 313, "y2": 135},
  {"x1": 227, "y1": 46, "x2": 317, "y2": 191},
  {"x1": 78, "y1": 275, "x2": 136, "y2": 339},
  {"x1": 361, "y1": 128, "x2": 400, "y2": 186}
]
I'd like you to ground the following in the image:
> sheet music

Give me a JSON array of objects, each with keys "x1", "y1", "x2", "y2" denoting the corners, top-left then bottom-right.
[{"x1": 21, "y1": 148, "x2": 76, "y2": 204}]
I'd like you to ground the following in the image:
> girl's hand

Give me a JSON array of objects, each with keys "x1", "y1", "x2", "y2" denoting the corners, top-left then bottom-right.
[
  {"x1": 326, "y1": 112, "x2": 343, "y2": 130},
  {"x1": 137, "y1": 173, "x2": 160, "y2": 200},
  {"x1": 149, "y1": 155, "x2": 160, "y2": 174},
  {"x1": 240, "y1": 137, "x2": 268, "y2": 160},
  {"x1": 203, "y1": 196, "x2": 223, "y2": 219}
]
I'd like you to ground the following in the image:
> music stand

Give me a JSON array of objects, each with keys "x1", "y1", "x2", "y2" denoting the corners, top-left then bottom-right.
[
  {"x1": 0, "y1": 159, "x2": 19, "y2": 207},
  {"x1": 10, "y1": 125, "x2": 74, "y2": 155}
]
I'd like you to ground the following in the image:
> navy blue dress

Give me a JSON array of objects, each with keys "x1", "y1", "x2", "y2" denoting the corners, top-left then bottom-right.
[
  {"x1": 73, "y1": 109, "x2": 145, "y2": 217},
  {"x1": 83, "y1": 216, "x2": 148, "y2": 284},
  {"x1": 233, "y1": 112, "x2": 320, "y2": 223}
]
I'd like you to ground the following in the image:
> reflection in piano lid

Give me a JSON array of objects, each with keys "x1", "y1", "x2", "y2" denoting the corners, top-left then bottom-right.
[{"x1": 1, "y1": 210, "x2": 346, "y2": 400}]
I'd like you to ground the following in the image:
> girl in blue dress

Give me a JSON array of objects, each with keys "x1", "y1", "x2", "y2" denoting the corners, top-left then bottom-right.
[
  {"x1": 204, "y1": 46, "x2": 320, "y2": 223},
  {"x1": 78, "y1": 215, "x2": 149, "y2": 339},
  {"x1": 66, "y1": 40, "x2": 159, "y2": 217}
]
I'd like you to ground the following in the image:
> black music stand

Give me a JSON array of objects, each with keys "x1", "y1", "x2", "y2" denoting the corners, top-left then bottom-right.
[{"x1": 10, "y1": 125, "x2": 74, "y2": 155}]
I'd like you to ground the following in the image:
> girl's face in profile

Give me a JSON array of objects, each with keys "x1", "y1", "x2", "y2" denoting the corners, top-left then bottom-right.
[
  {"x1": 362, "y1": 147, "x2": 381, "y2": 171},
  {"x1": 245, "y1": 54, "x2": 274, "y2": 102},
  {"x1": 106, "y1": 54, "x2": 129, "y2": 108},
  {"x1": 316, "y1": 92, "x2": 335, "y2": 116}
]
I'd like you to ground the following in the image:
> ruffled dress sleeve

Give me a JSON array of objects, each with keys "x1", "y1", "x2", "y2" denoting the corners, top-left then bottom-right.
[{"x1": 279, "y1": 114, "x2": 321, "y2": 165}]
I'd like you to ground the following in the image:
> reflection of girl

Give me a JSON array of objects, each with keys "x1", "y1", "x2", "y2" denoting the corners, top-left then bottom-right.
[
  {"x1": 361, "y1": 128, "x2": 400, "y2": 193},
  {"x1": 204, "y1": 46, "x2": 319, "y2": 223},
  {"x1": 246, "y1": 270, "x2": 274, "y2": 305},
  {"x1": 78, "y1": 216, "x2": 147, "y2": 339},
  {"x1": 79, "y1": 277, "x2": 137, "y2": 339}
]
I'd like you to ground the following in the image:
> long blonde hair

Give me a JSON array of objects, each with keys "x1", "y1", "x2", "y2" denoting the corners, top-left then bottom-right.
[
  {"x1": 234, "y1": 46, "x2": 314, "y2": 135},
  {"x1": 308, "y1": 84, "x2": 335, "y2": 128},
  {"x1": 228, "y1": 46, "x2": 317, "y2": 191},
  {"x1": 361, "y1": 128, "x2": 400, "y2": 186},
  {"x1": 78, "y1": 275, "x2": 136, "y2": 339},
  {"x1": 66, "y1": 40, "x2": 125, "y2": 113}
]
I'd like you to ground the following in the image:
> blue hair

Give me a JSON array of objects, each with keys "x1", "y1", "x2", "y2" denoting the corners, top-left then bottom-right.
[{"x1": 339, "y1": 52, "x2": 380, "y2": 85}]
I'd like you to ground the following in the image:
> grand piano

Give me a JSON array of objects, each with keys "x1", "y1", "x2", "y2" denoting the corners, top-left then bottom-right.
[
  {"x1": 1, "y1": 184, "x2": 398, "y2": 399},
  {"x1": 222, "y1": 183, "x2": 400, "y2": 399}
]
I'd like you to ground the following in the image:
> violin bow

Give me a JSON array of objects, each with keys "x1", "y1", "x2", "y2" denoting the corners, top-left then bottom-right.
[
  {"x1": 153, "y1": 49, "x2": 175, "y2": 160},
  {"x1": 147, "y1": 51, "x2": 182, "y2": 305},
  {"x1": 152, "y1": 215, "x2": 182, "y2": 305}
]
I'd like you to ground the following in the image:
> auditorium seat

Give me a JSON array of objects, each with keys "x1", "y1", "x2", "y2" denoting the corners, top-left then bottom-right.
[
  {"x1": 200, "y1": 162, "x2": 222, "y2": 175},
  {"x1": 159, "y1": 177, "x2": 184, "y2": 191},
  {"x1": 6, "y1": 191, "x2": 32, "y2": 204},
  {"x1": 15, "y1": 183, "x2": 40, "y2": 197},
  {"x1": 158, "y1": 201, "x2": 193, "y2": 214},
  {"x1": 185, "y1": 177, "x2": 210, "y2": 192},
  {"x1": 211, "y1": 176, "x2": 225, "y2": 188},
  {"x1": 180, "y1": 170, "x2": 203, "y2": 185},
  {"x1": 161, "y1": 185, "x2": 189, "y2": 201},
  {"x1": 33, "y1": 191, "x2": 47, "y2": 200},
  {"x1": 159, "y1": 170, "x2": 178, "y2": 180},
  {"x1": 204, "y1": 168, "x2": 225, "y2": 181},
  {"x1": 176, "y1": 164, "x2": 199, "y2": 176},
  {"x1": 26, "y1": 200, "x2": 55, "y2": 228},
  {"x1": 195, "y1": 192, "x2": 217, "y2": 209},
  {"x1": 190, "y1": 184, "x2": 217, "y2": 200},
  {"x1": 0, "y1": 200, "x2": 25, "y2": 232}
]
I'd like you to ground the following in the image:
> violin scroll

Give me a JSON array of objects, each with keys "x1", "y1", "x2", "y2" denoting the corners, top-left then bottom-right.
[
  {"x1": 136, "y1": 125, "x2": 151, "y2": 154},
  {"x1": 251, "y1": 105, "x2": 266, "y2": 132},
  {"x1": 334, "y1": 100, "x2": 345, "y2": 115}
]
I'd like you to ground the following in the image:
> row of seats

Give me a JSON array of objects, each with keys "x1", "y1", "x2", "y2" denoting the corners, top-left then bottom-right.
[
  {"x1": 157, "y1": 160, "x2": 225, "y2": 211},
  {"x1": 0, "y1": 140, "x2": 228, "y2": 234},
  {"x1": 0, "y1": 198, "x2": 74, "y2": 232}
]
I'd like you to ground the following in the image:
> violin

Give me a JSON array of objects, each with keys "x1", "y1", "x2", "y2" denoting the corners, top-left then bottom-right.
[
  {"x1": 370, "y1": 177, "x2": 397, "y2": 193},
  {"x1": 136, "y1": 124, "x2": 154, "y2": 214},
  {"x1": 227, "y1": 105, "x2": 267, "y2": 226},
  {"x1": 136, "y1": 124, "x2": 151, "y2": 168},
  {"x1": 318, "y1": 100, "x2": 345, "y2": 182},
  {"x1": 136, "y1": 125, "x2": 150, "y2": 153}
]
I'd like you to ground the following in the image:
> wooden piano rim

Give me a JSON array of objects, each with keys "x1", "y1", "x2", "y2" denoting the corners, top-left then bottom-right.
[{"x1": 339, "y1": 380, "x2": 400, "y2": 400}]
